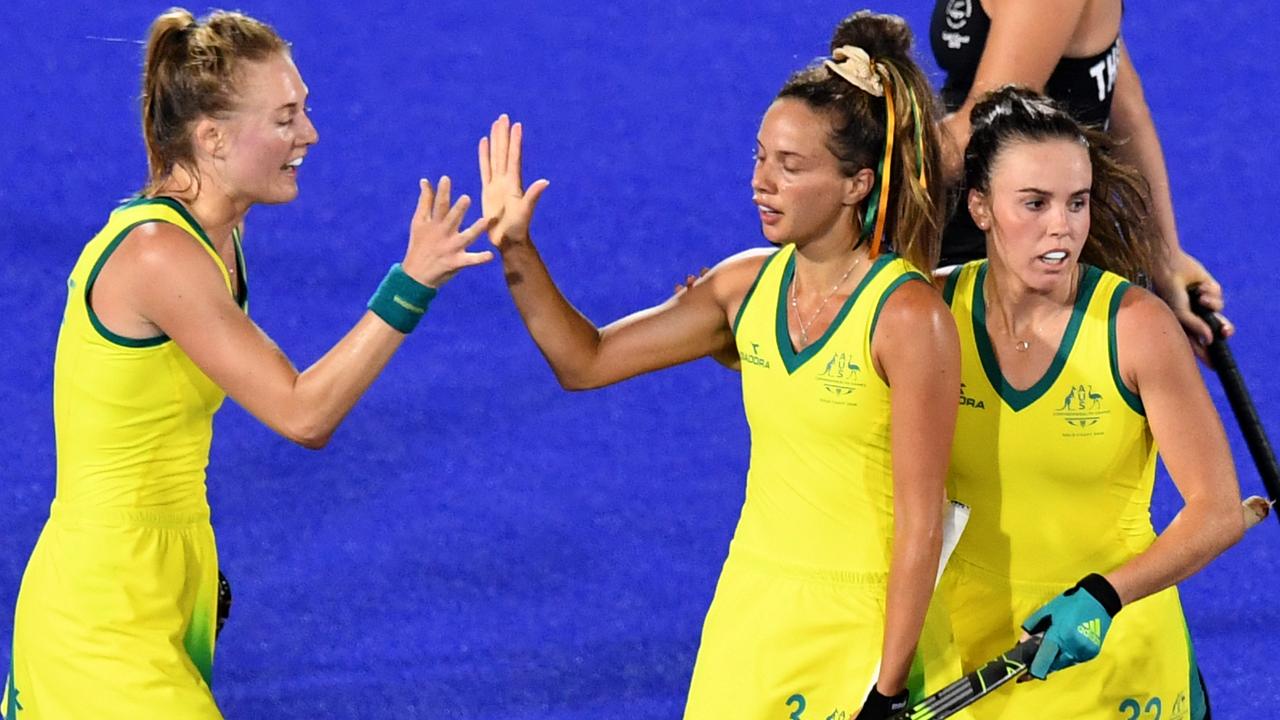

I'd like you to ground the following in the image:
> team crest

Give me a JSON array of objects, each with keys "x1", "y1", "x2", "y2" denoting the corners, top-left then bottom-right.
[
  {"x1": 1053, "y1": 383, "x2": 1110, "y2": 436},
  {"x1": 816, "y1": 351, "x2": 865, "y2": 404}
]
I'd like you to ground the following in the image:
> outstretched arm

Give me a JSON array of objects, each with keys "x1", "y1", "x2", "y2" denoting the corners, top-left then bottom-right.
[
  {"x1": 869, "y1": 281, "x2": 961, "y2": 696},
  {"x1": 1109, "y1": 41, "x2": 1232, "y2": 349},
  {"x1": 117, "y1": 178, "x2": 490, "y2": 448},
  {"x1": 479, "y1": 115, "x2": 747, "y2": 389}
]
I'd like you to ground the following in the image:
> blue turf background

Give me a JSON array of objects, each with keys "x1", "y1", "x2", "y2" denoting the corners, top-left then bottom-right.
[{"x1": 1, "y1": 2, "x2": 1277, "y2": 717}]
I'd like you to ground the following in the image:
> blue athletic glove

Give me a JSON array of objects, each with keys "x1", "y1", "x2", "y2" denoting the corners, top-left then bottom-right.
[
  {"x1": 853, "y1": 684, "x2": 909, "y2": 720},
  {"x1": 1021, "y1": 573, "x2": 1122, "y2": 679}
]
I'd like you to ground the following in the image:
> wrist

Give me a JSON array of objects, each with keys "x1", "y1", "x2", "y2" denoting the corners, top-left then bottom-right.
[
  {"x1": 1076, "y1": 573, "x2": 1123, "y2": 617},
  {"x1": 367, "y1": 263, "x2": 437, "y2": 334}
]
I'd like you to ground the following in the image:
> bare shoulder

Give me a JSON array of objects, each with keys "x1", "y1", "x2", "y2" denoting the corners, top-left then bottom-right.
[
  {"x1": 1114, "y1": 283, "x2": 1192, "y2": 364},
  {"x1": 705, "y1": 246, "x2": 777, "y2": 303},
  {"x1": 877, "y1": 276, "x2": 952, "y2": 332},
  {"x1": 115, "y1": 221, "x2": 230, "y2": 300}
]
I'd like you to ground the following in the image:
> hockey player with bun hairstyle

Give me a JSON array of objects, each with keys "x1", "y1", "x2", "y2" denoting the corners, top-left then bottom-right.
[{"x1": 480, "y1": 11, "x2": 966, "y2": 720}]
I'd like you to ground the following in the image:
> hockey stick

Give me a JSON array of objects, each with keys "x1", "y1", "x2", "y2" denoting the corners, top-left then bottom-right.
[
  {"x1": 1189, "y1": 288, "x2": 1280, "y2": 521},
  {"x1": 888, "y1": 497, "x2": 1271, "y2": 720}
]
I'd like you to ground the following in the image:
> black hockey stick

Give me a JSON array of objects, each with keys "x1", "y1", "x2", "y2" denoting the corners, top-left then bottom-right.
[
  {"x1": 1189, "y1": 288, "x2": 1280, "y2": 521},
  {"x1": 888, "y1": 636, "x2": 1041, "y2": 720},
  {"x1": 882, "y1": 498, "x2": 1268, "y2": 720}
]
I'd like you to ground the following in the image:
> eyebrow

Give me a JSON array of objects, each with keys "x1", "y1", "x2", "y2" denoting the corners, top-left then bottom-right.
[
  {"x1": 1015, "y1": 187, "x2": 1091, "y2": 196},
  {"x1": 276, "y1": 92, "x2": 310, "y2": 112},
  {"x1": 755, "y1": 141, "x2": 809, "y2": 160}
]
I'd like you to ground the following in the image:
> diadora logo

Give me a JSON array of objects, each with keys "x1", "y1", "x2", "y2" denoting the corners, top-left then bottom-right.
[
  {"x1": 816, "y1": 352, "x2": 865, "y2": 404},
  {"x1": 741, "y1": 341, "x2": 770, "y2": 368},
  {"x1": 1052, "y1": 383, "x2": 1110, "y2": 436},
  {"x1": 1076, "y1": 618, "x2": 1102, "y2": 647},
  {"x1": 959, "y1": 382, "x2": 986, "y2": 409}
]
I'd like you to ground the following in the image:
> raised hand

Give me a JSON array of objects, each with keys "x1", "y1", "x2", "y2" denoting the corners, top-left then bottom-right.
[
  {"x1": 401, "y1": 176, "x2": 494, "y2": 288},
  {"x1": 479, "y1": 114, "x2": 550, "y2": 249}
]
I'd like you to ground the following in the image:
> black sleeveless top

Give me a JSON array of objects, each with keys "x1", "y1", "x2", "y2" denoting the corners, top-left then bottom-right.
[{"x1": 930, "y1": 0, "x2": 1122, "y2": 264}]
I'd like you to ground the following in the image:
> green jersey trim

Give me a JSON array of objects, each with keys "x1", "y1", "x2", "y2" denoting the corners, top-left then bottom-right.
[
  {"x1": 774, "y1": 251, "x2": 897, "y2": 375},
  {"x1": 972, "y1": 262, "x2": 1103, "y2": 412}
]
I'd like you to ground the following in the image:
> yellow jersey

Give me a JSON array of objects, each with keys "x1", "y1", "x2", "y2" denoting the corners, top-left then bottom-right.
[
  {"x1": 731, "y1": 244, "x2": 929, "y2": 575},
  {"x1": 53, "y1": 196, "x2": 245, "y2": 514},
  {"x1": 943, "y1": 259, "x2": 1156, "y2": 585}
]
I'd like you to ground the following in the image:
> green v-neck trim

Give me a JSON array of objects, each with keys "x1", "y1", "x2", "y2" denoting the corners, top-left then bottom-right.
[
  {"x1": 972, "y1": 262, "x2": 1102, "y2": 411},
  {"x1": 775, "y1": 251, "x2": 898, "y2": 375}
]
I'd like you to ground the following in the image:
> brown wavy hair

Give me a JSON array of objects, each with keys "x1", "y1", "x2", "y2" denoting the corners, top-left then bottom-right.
[
  {"x1": 774, "y1": 10, "x2": 946, "y2": 271},
  {"x1": 965, "y1": 86, "x2": 1162, "y2": 282}
]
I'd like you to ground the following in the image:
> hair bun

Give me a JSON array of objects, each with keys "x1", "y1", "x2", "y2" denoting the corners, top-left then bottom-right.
[{"x1": 829, "y1": 10, "x2": 913, "y2": 63}]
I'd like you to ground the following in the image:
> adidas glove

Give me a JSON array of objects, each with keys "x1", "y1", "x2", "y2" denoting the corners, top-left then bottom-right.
[
  {"x1": 853, "y1": 684, "x2": 909, "y2": 720},
  {"x1": 1021, "y1": 573, "x2": 1122, "y2": 679}
]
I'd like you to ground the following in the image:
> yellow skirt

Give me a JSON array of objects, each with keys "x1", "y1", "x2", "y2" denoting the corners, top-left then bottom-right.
[
  {"x1": 684, "y1": 546, "x2": 961, "y2": 720},
  {"x1": 5, "y1": 501, "x2": 221, "y2": 720},
  {"x1": 942, "y1": 557, "x2": 1201, "y2": 720}
]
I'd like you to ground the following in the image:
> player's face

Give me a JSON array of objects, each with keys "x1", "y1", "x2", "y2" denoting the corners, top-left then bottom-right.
[
  {"x1": 970, "y1": 138, "x2": 1091, "y2": 292},
  {"x1": 752, "y1": 99, "x2": 861, "y2": 247},
  {"x1": 215, "y1": 52, "x2": 318, "y2": 205}
]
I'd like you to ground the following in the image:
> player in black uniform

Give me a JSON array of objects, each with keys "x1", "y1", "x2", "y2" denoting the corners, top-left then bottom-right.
[{"x1": 921, "y1": 0, "x2": 1229, "y2": 351}]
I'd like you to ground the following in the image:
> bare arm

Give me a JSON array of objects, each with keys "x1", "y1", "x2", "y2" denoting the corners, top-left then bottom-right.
[
  {"x1": 870, "y1": 280, "x2": 961, "y2": 693},
  {"x1": 114, "y1": 179, "x2": 489, "y2": 448},
  {"x1": 1109, "y1": 41, "x2": 1231, "y2": 347},
  {"x1": 1103, "y1": 288, "x2": 1243, "y2": 603},
  {"x1": 480, "y1": 115, "x2": 750, "y2": 389},
  {"x1": 940, "y1": 0, "x2": 1091, "y2": 182}
]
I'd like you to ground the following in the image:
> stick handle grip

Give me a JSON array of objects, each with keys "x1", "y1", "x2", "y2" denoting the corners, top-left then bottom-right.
[{"x1": 1189, "y1": 286, "x2": 1280, "y2": 520}]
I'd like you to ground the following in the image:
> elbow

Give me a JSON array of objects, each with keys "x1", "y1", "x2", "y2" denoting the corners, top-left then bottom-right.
[{"x1": 281, "y1": 414, "x2": 334, "y2": 450}]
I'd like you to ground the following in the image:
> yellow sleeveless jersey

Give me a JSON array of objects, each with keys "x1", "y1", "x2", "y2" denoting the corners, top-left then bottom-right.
[
  {"x1": 943, "y1": 261, "x2": 1156, "y2": 585},
  {"x1": 53, "y1": 196, "x2": 245, "y2": 513},
  {"x1": 730, "y1": 244, "x2": 929, "y2": 575}
]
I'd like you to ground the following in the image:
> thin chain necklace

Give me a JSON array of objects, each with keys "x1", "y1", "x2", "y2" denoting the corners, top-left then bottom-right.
[
  {"x1": 790, "y1": 254, "x2": 862, "y2": 346},
  {"x1": 987, "y1": 266, "x2": 1079, "y2": 352}
]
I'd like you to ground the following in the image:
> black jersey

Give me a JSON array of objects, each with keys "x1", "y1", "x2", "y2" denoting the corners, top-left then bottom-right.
[{"x1": 930, "y1": 0, "x2": 1122, "y2": 264}]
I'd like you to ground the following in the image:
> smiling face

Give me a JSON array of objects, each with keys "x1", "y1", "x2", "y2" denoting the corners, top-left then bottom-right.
[
  {"x1": 968, "y1": 137, "x2": 1092, "y2": 291},
  {"x1": 203, "y1": 51, "x2": 318, "y2": 206},
  {"x1": 751, "y1": 98, "x2": 871, "y2": 248}
]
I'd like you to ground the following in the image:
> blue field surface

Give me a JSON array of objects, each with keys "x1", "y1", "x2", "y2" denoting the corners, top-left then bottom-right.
[{"x1": 1, "y1": 2, "x2": 1276, "y2": 716}]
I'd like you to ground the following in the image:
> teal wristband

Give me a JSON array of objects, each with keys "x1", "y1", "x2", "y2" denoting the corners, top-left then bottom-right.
[{"x1": 367, "y1": 263, "x2": 437, "y2": 334}]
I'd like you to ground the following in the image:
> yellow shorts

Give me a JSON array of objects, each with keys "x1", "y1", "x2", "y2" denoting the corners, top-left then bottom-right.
[
  {"x1": 4, "y1": 501, "x2": 222, "y2": 720},
  {"x1": 942, "y1": 558, "x2": 1202, "y2": 720},
  {"x1": 684, "y1": 547, "x2": 961, "y2": 720}
]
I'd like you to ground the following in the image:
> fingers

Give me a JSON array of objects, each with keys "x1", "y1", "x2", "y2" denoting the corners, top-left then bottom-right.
[
  {"x1": 414, "y1": 178, "x2": 435, "y2": 225},
  {"x1": 491, "y1": 114, "x2": 510, "y2": 177},
  {"x1": 458, "y1": 214, "x2": 492, "y2": 245},
  {"x1": 523, "y1": 178, "x2": 551, "y2": 213},
  {"x1": 1024, "y1": 638, "x2": 1060, "y2": 681},
  {"x1": 433, "y1": 175, "x2": 452, "y2": 220},
  {"x1": 442, "y1": 194, "x2": 471, "y2": 232},
  {"x1": 510, "y1": 121, "x2": 525, "y2": 188},
  {"x1": 478, "y1": 137, "x2": 492, "y2": 185},
  {"x1": 457, "y1": 249, "x2": 495, "y2": 268}
]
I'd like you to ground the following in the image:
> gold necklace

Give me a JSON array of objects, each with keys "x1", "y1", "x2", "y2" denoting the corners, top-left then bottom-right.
[
  {"x1": 987, "y1": 267, "x2": 1079, "y2": 352},
  {"x1": 790, "y1": 254, "x2": 862, "y2": 346}
]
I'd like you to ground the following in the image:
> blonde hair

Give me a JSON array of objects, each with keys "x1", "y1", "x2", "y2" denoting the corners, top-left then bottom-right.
[{"x1": 140, "y1": 7, "x2": 288, "y2": 195}]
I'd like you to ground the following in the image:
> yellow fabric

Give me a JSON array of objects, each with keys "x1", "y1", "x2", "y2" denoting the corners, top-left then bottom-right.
[
  {"x1": 945, "y1": 261, "x2": 1156, "y2": 584},
  {"x1": 942, "y1": 260, "x2": 1195, "y2": 719},
  {"x1": 683, "y1": 245, "x2": 960, "y2": 718},
  {"x1": 6, "y1": 197, "x2": 243, "y2": 719}
]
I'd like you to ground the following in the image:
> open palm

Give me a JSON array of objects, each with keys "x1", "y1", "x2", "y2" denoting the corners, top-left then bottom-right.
[{"x1": 479, "y1": 114, "x2": 550, "y2": 248}]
